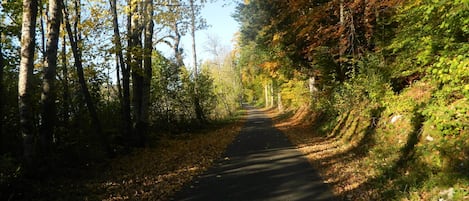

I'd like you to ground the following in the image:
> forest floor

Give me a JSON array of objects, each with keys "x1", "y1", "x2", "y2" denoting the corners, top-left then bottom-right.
[{"x1": 14, "y1": 115, "x2": 245, "y2": 201}]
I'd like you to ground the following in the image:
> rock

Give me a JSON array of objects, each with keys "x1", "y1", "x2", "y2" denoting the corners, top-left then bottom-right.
[
  {"x1": 425, "y1": 135, "x2": 434, "y2": 142},
  {"x1": 390, "y1": 115, "x2": 402, "y2": 124}
]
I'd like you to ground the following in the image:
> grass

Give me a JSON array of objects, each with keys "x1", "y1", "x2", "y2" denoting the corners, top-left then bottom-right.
[{"x1": 273, "y1": 81, "x2": 469, "y2": 200}]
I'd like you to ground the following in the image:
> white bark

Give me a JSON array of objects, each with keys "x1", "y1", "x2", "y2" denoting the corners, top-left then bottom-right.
[
  {"x1": 19, "y1": 0, "x2": 38, "y2": 165},
  {"x1": 309, "y1": 76, "x2": 318, "y2": 93}
]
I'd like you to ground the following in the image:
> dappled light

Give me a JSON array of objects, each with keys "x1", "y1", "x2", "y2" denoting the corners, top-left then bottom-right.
[
  {"x1": 1, "y1": 0, "x2": 468, "y2": 200},
  {"x1": 174, "y1": 107, "x2": 334, "y2": 201}
]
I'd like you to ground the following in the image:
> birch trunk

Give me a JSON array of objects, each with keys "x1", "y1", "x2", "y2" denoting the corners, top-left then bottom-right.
[{"x1": 19, "y1": 0, "x2": 38, "y2": 166}]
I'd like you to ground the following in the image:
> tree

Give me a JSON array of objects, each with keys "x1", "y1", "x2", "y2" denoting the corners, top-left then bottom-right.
[
  {"x1": 60, "y1": 27, "x2": 70, "y2": 126},
  {"x1": 18, "y1": 0, "x2": 38, "y2": 166},
  {"x1": 128, "y1": 0, "x2": 145, "y2": 146},
  {"x1": 40, "y1": 0, "x2": 62, "y2": 154},
  {"x1": 0, "y1": 36, "x2": 5, "y2": 150},
  {"x1": 63, "y1": 0, "x2": 110, "y2": 155},
  {"x1": 138, "y1": 0, "x2": 154, "y2": 146},
  {"x1": 109, "y1": 0, "x2": 131, "y2": 142},
  {"x1": 190, "y1": 0, "x2": 205, "y2": 123}
]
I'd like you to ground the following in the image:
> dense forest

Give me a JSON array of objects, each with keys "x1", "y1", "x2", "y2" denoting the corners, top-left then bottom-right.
[{"x1": 1, "y1": 0, "x2": 468, "y2": 200}]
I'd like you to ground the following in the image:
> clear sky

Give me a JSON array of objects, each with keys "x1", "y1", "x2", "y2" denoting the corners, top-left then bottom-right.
[
  {"x1": 195, "y1": 0, "x2": 239, "y2": 59},
  {"x1": 158, "y1": 0, "x2": 240, "y2": 68}
]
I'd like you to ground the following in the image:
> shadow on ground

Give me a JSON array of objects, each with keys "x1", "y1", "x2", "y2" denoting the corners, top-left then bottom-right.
[
  {"x1": 276, "y1": 105, "x2": 436, "y2": 200},
  {"x1": 173, "y1": 107, "x2": 334, "y2": 201}
]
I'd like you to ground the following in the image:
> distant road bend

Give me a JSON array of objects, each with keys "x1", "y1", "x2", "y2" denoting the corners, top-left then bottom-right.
[{"x1": 174, "y1": 106, "x2": 335, "y2": 201}]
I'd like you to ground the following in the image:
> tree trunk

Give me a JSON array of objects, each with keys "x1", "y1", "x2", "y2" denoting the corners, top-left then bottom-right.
[
  {"x1": 264, "y1": 83, "x2": 268, "y2": 108},
  {"x1": 138, "y1": 0, "x2": 154, "y2": 146},
  {"x1": 40, "y1": 0, "x2": 62, "y2": 154},
  {"x1": 19, "y1": 0, "x2": 38, "y2": 166},
  {"x1": 340, "y1": 0, "x2": 344, "y2": 25},
  {"x1": 172, "y1": 21, "x2": 184, "y2": 68},
  {"x1": 129, "y1": 0, "x2": 144, "y2": 146},
  {"x1": 121, "y1": 0, "x2": 133, "y2": 147},
  {"x1": 109, "y1": 0, "x2": 131, "y2": 140},
  {"x1": 269, "y1": 82, "x2": 274, "y2": 107},
  {"x1": 63, "y1": 3, "x2": 110, "y2": 155},
  {"x1": 115, "y1": 57, "x2": 122, "y2": 101},
  {"x1": 190, "y1": 0, "x2": 197, "y2": 76},
  {"x1": 190, "y1": 0, "x2": 204, "y2": 123},
  {"x1": 277, "y1": 92, "x2": 283, "y2": 112},
  {"x1": 0, "y1": 38, "x2": 5, "y2": 152},
  {"x1": 61, "y1": 30, "x2": 70, "y2": 125}
]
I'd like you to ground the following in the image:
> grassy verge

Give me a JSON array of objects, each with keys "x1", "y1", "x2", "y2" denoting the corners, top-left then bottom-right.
[{"x1": 274, "y1": 82, "x2": 469, "y2": 200}]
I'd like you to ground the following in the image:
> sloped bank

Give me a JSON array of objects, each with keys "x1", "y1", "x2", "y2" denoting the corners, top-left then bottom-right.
[{"x1": 275, "y1": 81, "x2": 469, "y2": 200}]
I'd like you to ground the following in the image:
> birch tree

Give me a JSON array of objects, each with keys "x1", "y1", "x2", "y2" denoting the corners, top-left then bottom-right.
[{"x1": 18, "y1": 0, "x2": 38, "y2": 165}]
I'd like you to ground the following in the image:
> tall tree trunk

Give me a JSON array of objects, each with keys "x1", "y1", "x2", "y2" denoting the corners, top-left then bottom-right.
[
  {"x1": 19, "y1": 0, "x2": 38, "y2": 166},
  {"x1": 40, "y1": 0, "x2": 62, "y2": 154},
  {"x1": 39, "y1": 2, "x2": 46, "y2": 60},
  {"x1": 277, "y1": 92, "x2": 283, "y2": 112},
  {"x1": 129, "y1": 0, "x2": 144, "y2": 146},
  {"x1": 270, "y1": 82, "x2": 274, "y2": 108},
  {"x1": 0, "y1": 39, "x2": 5, "y2": 152},
  {"x1": 189, "y1": 0, "x2": 204, "y2": 123},
  {"x1": 63, "y1": 3, "x2": 110, "y2": 155},
  {"x1": 109, "y1": 0, "x2": 131, "y2": 140},
  {"x1": 122, "y1": 0, "x2": 133, "y2": 147},
  {"x1": 61, "y1": 29, "x2": 70, "y2": 126},
  {"x1": 137, "y1": 0, "x2": 154, "y2": 146},
  {"x1": 109, "y1": 0, "x2": 123, "y2": 101},
  {"x1": 264, "y1": 83, "x2": 268, "y2": 108},
  {"x1": 340, "y1": 0, "x2": 344, "y2": 25},
  {"x1": 115, "y1": 57, "x2": 122, "y2": 101}
]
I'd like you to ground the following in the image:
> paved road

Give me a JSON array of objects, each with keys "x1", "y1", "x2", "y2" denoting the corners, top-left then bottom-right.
[{"x1": 173, "y1": 107, "x2": 335, "y2": 201}]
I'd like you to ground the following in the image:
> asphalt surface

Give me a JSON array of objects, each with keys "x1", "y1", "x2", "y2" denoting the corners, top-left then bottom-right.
[{"x1": 173, "y1": 107, "x2": 335, "y2": 201}]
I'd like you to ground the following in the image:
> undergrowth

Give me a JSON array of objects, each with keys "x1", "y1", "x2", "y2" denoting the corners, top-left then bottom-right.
[{"x1": 277, "y1": 54, "x2": 469, "y2": 200}]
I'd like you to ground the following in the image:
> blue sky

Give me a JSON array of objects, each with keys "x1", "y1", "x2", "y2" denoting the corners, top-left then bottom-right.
[{"x1": 158, "y1": 0, "x2": 240, "y2": 68}]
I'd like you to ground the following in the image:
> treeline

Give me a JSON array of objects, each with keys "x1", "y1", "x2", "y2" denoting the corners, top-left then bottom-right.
[
  {"x1": 235, "y1": 0, "x2": 468, "y2": 136},
  {"x1": 235, "y1": 0, "x2": 468, "y2": 199},
  {"x1": 0, "y1": 0, "x2": 241, "y2": 192}
]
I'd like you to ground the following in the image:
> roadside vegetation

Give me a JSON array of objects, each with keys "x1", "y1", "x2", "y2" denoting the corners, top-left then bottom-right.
[
  {"x1": 1, "y1": 0, "x2": 243, "y2": 200},
  {"x1": 236, "y1": 0, "x2": 468, "y2": 200}
]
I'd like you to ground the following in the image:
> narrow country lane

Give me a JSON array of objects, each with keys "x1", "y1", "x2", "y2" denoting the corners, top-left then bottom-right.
[{"x1": 173, "y1": 106, "x2": 335, "y2": 201}]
